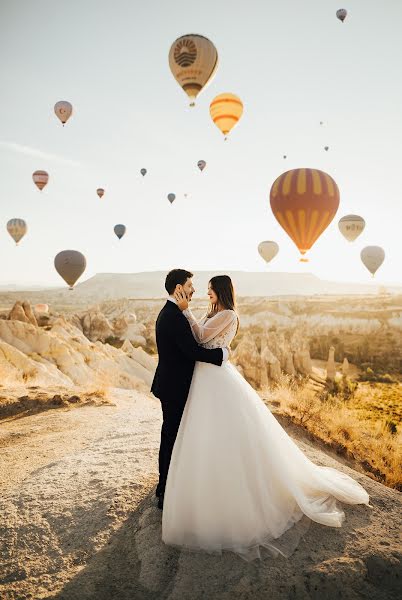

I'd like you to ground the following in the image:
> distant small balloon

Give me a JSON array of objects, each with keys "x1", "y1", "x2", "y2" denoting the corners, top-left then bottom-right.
[
  {"x1": 197, "y1": 160, "x2": 206, "y2": 172},
  {"x1": 54, "y1": 250, "x2": 86, "y2": 290},
  {"x1": 97, "y1": 188, "x2": 105, "y2": 198},
  {"x1": 258, "y1": 241, "x2": 279, "y2": 264},
  {"x1": 54, "y1": 101, "x2": 73, "y2": 126},
  {"x1": 324, "y1": 146, "x2": 329, "y2": 151},
  {"x1": 360, "y1": 246, "x2": 385, "y2": 276},
  {"x1": 338, "y1": 214, "x2": 365, "y2": 242},
  {"x1": 114, "y1": 224, "x2": 126, "y2": 239},
  {"x1": 7, "y1": 218, "x2": 27, "y2": 245},
  {"x1": 336, "y1": 8, "x2": 347, "y2": 22},
  {"x1": 283, "y1": 155, "x2": 287, "y2": 159},
  {"x1": 33, "y1": 170, "x2": 49, "y2": 191},
  {"x1": 168, "y1": 193, "x2": 176, "y2": 204},
  {"x1": 140, "y1": 168, "x2": 147, "y2": 176}
]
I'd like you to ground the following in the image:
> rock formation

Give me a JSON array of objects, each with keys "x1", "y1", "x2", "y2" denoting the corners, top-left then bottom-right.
[{"x1": 326, "y1": 346, "x2": 336, "y2": 381}]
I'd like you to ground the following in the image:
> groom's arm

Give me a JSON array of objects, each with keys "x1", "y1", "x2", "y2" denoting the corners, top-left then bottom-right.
[{"x1": 173, "y1": 312, "x2": 223, "y2": 366}]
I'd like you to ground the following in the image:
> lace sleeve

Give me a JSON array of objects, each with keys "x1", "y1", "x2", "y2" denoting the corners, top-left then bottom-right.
[{"x1": 183, "y1": 309, "x2": 237, "y2": 344}]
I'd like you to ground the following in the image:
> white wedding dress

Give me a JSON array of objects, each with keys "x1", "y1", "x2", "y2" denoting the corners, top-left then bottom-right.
[{"x1": 162, "y1": 309, "x2": 370, "y2": 560}]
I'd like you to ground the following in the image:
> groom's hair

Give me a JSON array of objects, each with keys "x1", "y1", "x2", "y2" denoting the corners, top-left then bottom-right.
[{"x1": 165, "y1": 269, "x2": 193, "y2": 294}]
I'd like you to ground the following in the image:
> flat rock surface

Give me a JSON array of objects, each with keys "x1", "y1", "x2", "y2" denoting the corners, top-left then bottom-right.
[{"x1": 0, "y1": 389, "x2": 400, "y2": 600}]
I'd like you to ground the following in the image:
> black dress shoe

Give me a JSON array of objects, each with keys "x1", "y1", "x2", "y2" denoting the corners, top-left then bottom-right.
[{"x1": 157, "y1": 496, "x2": 164, "y2": 510}]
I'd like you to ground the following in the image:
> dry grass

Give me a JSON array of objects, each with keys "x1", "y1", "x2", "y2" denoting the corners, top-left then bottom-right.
[{"x1": 266, "y1": 375, "x2": 402, "y2": 490}]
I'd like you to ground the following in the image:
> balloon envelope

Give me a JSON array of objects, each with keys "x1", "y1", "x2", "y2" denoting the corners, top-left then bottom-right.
[
  {"x1": 338, "y1": 214, "x2": 365, "y2": 242},
  {"x1": 169, "y1": 34, "x2": 218, "y2": 105},
  {"x1": 336, "y1": 8, "x2": 347, "y2": 22},
  {"x1": 114, "y1": 224, "x2": 126, "y2": 239},
  {"x1": 54, "y1": 250, "x2": 86, "y2": 289},
  {"x1": 97, "y1": 188, "x2": 105, "y2": 198},
  {"x1": 140, "y1": 168, "x2": 147, "y2": 176},
  {"x1": 258, "y1": 241, "x2": 279, "y2": 263},
  {"x1": 54, "y1": 101, "x2": 73, "y2": 125},
  {"x1": 33, "y1": 170, "x2": 49, "y2": 190},
  {"x1": 168, "y1": 193, "x2": 176, "y2": 204},
  {"x1": 7, "y1": 218, "x2": 27, "y2": 245},
  {"x1": 210, "y1": 93, "x2": 243, "y2": 137},
  {"x1": 360, "y1": 246, "x2": 385, "y2": 276},
  {"x1": 269, "y1": 168, "x2": 340, "y2": 258},
  {"x1": 197, "y1": 160, "x2": 206, "y2": 172}
]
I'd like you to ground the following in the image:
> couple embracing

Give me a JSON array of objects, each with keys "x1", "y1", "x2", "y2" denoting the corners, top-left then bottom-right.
[{"x1": 151, "y1": 269, "x2": 369, "y2": 560}]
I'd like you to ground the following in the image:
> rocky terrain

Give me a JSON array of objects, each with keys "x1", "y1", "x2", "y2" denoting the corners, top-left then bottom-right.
[{"x1": 0, "y1": 389, "x2": 401, "y2": 600}]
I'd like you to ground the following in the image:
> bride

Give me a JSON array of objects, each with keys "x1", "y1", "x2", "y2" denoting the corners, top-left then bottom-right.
[{"x1": 161, "y1": 275, "x2": 370, "y2": 560}]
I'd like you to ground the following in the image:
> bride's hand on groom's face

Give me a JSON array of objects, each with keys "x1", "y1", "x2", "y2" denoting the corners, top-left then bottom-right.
[{"x1": 174, "y1": 286, "x2": 189, "y2": 311}]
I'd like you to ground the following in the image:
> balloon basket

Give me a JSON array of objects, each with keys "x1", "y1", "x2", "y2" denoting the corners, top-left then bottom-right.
[{"x1": 299, "y1": 257, "x2": 309, "y2": 263}]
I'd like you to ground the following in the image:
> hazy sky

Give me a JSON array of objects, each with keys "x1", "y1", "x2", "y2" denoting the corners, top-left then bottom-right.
[{"x1": 0, "y1": 0, "x2": 401, "y2": 288}]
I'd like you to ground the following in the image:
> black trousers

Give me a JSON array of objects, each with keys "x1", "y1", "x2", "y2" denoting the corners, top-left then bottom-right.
[{"x1": 157, "y1": 397, "x2": 186, "y2": 497}]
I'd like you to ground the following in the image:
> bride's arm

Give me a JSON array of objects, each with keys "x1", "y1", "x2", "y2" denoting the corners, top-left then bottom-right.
[{"x1": 182, "y1": 308, "x2": 237, "y2": 344}]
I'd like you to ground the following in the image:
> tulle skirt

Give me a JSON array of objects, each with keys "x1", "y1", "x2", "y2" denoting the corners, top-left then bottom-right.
[{"x1": 162, "y1": 361, "x2": 370, "y2": 560}]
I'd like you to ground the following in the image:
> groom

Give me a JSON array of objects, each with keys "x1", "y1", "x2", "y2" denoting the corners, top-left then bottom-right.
[{"x1": 151, "y1": 269, "x2": 228, "y2": 510}]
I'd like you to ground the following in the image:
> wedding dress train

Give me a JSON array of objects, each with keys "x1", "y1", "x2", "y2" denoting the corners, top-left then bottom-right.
[{"x1": 162, "y1": 309, "x2": 370, "y2": 560}]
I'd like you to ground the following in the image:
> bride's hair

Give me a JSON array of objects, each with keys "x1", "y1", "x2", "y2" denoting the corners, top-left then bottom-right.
[{"x1": 207, "y1": 275, "x2": 239, "y2": 333}]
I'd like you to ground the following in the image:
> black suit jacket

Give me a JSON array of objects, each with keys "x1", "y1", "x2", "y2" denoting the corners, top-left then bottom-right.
[{"x1": 151, "y1": 300, "x2": 223, "y2": 403}]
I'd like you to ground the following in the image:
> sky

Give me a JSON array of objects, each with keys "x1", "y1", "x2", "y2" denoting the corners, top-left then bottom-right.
[{"x1": 0, "y1": 0, "x2": 401, "y2": 288}]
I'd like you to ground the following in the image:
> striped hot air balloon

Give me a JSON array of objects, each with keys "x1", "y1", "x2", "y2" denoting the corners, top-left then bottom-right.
[
  {"x1": 32, "y1": 170, "x2": 49, "y2": 190},
  {"x1": 169, "y1": 34, "x2": 218, "y2": 106},
  {"x1": 269, "y1": 168, "x2": 340, "y2": 261},
  {"x1": 7, "y1": 218, "x2": 27, "y2": 245},
  {"x1": 209, "y1": 93, "x2": 243, "y2": 139}
]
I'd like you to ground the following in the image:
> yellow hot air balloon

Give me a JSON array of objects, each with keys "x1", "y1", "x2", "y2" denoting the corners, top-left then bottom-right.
[
  {"x1": 169, "y1": 34, "x2": 218, "y2": 106},
  {"x1": 361, "y1": 246, "x2": 385, "y2": 277},
  {"x1": 54, "y1": 250, "x2": 86, "y2": 289},
  {"x1": 258, "y1": 241, "x2": 279, "y2": 264},
  {"x1": 210, "y1": 93, "x2": 243, "y2": 139},
  {"x1": 7, "y1": 218, "x2": 27, "y2": 245},
  {"x1": 32, "y1": 170, "x2": 49, "y2": 190},
  {"x1": 270, "y1": 168, "x2": 340, "y2": 261},
  {"x1": 338, "y1": 214, "x2": 365, "y2": 242},
  {"x1": 54, "y1": 101, "x2": 73, "y2": 126},
  {"x1": 97, "y1": 188, "x2": 105, "y2": 198}
]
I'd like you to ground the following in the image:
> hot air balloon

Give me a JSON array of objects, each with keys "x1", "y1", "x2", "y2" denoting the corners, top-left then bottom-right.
[
  {"x1": 338, "y1": 214, "x2": 365, "y2": 242},
  {"x1": 97, "y1": 188, "x2": 105, "y2": 198},
  {"x1": 169, "y1": 34, "x2": 218, "y2": 106},
  {"x1": 35, "y1": 303, "x2": 49, "y2": 314},
  {"x1": 210, "y1": 93, "x2": 243, "y2": 139},
  {"x1": 32, "y1": 170, "x2": 49, "y2": 190},
  {"x1": 140, "y1": 168, "x2": 147, "y2": 176},
  {"x1": 258, "y1": 241, "x2": 279, "y2": 264},
  {"x1": 336, "y1": 8, "x2": 347, "y2": 22},
  {"x1": 269, "y1": 168, "x2": 340, "y2": 261},
  {"x1": 114, "y1": 224, "x2": 126, "y2": 239},
  {"x1": 168, "y1": 193, "x2": 176, "y2": 204},
  {"x1": 7, "y1": 218, "x2": 27, "y2": 245},
  {"x1": 283, "y1": 155, "x2": 287, "y2": 159},
  {"x1": 361, "y1": 246, "x2": 385, "y2": 276},
  {"x1": 54, "y1": 250, "x2": 86, "y2": 290},
  {"x1": 197, "y1": 160, "x2": 206, "y2": 172},
  {"x1": 54, "y1": 101, "x2": 73, "y2": 126},
  {"x1": 324, "y1": 146, "x2": 329, "y2": 152}
]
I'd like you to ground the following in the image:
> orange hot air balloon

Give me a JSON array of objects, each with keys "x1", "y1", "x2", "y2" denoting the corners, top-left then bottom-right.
[
  {"x1": 209, "y1": 93, "x2": 243, "y2": 139},
  {"x1": 269, "y1": 168, "x2": 340, "y2": 261}
]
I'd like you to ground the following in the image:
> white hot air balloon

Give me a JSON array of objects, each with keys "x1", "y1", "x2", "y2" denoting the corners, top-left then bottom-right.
[
  {"x1": 338, "y1": 215, "x2": 365, "y2": 242},
  {"x1": 7, "y1": 218, "x2": 27, "y2": 245},
  {"x1": 360, "y1": 246, "x2": 385, "y2": 276},
  {"x1": 54, "y1": 101, "x2": 73, "y2": 126},
  {"x1": 258, "y1": 241, "x2": 279, "y2": 264}
]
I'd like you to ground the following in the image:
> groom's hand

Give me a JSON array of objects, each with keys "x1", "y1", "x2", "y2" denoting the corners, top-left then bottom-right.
[{"x1": 174, "y1": 286, "x2": 189, "y2": 311}]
